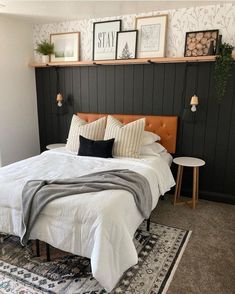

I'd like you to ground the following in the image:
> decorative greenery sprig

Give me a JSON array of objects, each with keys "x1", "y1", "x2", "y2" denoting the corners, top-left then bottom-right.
[
  {"x1": 35, "y1": 40, "x2": 54, "y2": 55},
  {"x1": 214, "y1": 42, "x2": 234, "y2": 103}
]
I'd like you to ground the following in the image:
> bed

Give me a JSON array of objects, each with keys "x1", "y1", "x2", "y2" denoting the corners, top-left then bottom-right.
[{"x1": 0, "y1": 113, "x2": 177, "y2": 292}]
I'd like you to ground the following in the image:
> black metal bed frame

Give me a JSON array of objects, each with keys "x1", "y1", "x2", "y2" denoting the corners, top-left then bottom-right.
[
  {"x1": 35, "y1": 216, "x2": 151, "y2": 261},
  {"x1": 4, "y1": 196, "x2": 167, "y2": 261}
]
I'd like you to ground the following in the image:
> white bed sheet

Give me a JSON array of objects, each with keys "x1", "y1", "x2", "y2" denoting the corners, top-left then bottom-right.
[
  {"x1": 0, "y1": 148, "x2": 175, "y2": 291},
  {"x1": 140, "y1": 151, "x2": 173, "y2": 166}
]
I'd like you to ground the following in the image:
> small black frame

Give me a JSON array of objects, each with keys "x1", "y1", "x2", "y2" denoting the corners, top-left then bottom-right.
[
  {"x1": 184, "y1": 29, "x2": 219, "y2": 57},
  {"x1": 116, "y1": 30, "x2": 138, "y2": 60}
]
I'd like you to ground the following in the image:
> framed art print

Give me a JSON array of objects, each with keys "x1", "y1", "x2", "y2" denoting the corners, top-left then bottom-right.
[
  {"x1": 184, "y1": 29, "x2": 219, "y2": 56},
  {"x1": 116, "y1": 30, "x2": 138, "y2": 60},
  {"x1": 135, "y1": 15, "x2": 168, "y2": 58},
  {"x1": 93, "y1": 20, "x2": 121, "y2": 61},
  {"x1": 50, "y1": 32, "x2": 80, "y2": 62}
]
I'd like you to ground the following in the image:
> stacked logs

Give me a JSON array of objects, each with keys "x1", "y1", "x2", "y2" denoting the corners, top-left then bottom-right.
[{"x1": 185, "y1": 31, "x2": 217, "y2": 56}]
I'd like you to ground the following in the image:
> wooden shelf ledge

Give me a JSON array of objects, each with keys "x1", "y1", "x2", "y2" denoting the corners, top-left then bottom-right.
[{"x1": 29, "y1": 55, "x2": 222, "y2": 68}]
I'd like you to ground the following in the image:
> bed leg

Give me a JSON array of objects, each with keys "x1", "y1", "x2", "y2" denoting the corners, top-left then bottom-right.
[
  {"x1": 46, "y1": 243, "x2": 51, "y2": 262},
  {"x1": 146, "y1": 217, "x2": 151, "y2": 232},
  {"x1": 36, "y1": 239, "x2": 40, "y2": 257}
]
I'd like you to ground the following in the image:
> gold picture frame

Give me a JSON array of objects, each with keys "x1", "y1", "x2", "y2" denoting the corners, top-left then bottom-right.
[
  {"x1": 135, "y1": 15, "x2": 168, "y2": 58},
  {"x1": 50, "y1": 32, "x2": 80, "y2": 63}
]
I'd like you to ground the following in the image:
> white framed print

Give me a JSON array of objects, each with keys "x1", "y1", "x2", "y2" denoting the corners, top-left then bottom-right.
[
  {"x1": 93, "y1": 20, "x2": 121, "y2": 61},
  {"x1": 135, "y1": 15, "x2": 168, "y2": 58},
  {"x1": 116, "y1": 30, "x2": 138, "y2": 60},
  {"x1": 50, "y1": 32, "x2": 80, "y2": 63}
]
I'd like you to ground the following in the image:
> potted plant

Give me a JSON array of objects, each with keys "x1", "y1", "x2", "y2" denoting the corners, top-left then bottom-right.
[
  {"x1": 214, "y1": 42, "x2": 234, "y2": 103},
  {"x1": 35, "y1": 40, "x2": 54, "y2": 64}
]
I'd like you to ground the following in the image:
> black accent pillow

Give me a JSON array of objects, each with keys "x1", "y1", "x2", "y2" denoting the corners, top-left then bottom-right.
[{"x1": 78, "y1": 135, "x2": 115, "y2": 158}]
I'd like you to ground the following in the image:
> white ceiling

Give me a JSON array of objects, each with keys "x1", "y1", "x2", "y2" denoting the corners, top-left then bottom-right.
[{"x1": 0, "y1": 1, "x2": 232, "y2": 24}]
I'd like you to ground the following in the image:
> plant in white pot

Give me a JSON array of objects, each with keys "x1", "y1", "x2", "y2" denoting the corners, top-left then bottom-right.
[{"x1": 35, "y1": 40, "x2": 54, "y2": 64}]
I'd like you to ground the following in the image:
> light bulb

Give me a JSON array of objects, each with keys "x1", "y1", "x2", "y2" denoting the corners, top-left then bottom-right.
[
  {"x1": 191, "y1": 105, "x2": 196, "y2": 112},
  {"x1": 56, "y1": 93, "x2": 63, "y2": 107}
]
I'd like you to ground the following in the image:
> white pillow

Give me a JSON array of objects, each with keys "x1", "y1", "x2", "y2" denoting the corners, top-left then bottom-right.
[
  {"x1": 104, "y1": 115, "x2": 145, "y2": 158},
  {"x1": 66, "y1": 115, "x2": 106, "y2": 152},
  {"x1": 141, "y1": 131, "x2": 161, "y2": 146},
  {"x1": 140, "y1": 142, "x2": 166, "y2": 156}
]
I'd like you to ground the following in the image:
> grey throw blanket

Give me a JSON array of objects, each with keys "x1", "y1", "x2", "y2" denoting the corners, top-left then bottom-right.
[{"x1": 20, "y1": 169, "x2": 152, "y2": 245}]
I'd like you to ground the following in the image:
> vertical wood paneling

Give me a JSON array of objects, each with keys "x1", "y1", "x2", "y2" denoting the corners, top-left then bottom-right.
[
  {"x1": 97, "y1": 66, "x2": 106, "y2": 113},
  {"x1": 49, "y1": 68, "x2": 59, "y2": 144},
  {"x1": 72, "y1": 67, "x2": 81, "y2": 112},
  {"x1": 173, "y1": 63, "x2": 186, "y2": 115},
  {"x1": 123, "y1": 65, "x2": 134, "y2": 114},
  {"x1": 181, "y1": 64, "x2": 197, "y2": 156},
  {"x1": 224, "y1": 70, "x2": 235, "y2": 195},
  {"x1": 35, "y1": 68, "x2": 46, "y2": 150},
  {"x1": 143, "y1": 64, "x2": 154, "y2": 114},
  {"x1": 133, "y1": 65, "x2": 144, "y2": 114},
  {"x1": 64, "y1": 68, "x2": 73, "y2": 114},
  {"x1": 203, "y1": 64, "x2": 220, "y2": 192},
  {"x1": 50, "y1": 68, "x2": 57, "y2": 115},
  {"x1": 56, "y1": 68, "x2": 68, "y2": 143},
  {"x1": 173, "y1": 64, "x2": 186, "y2": 156},
  {"x1": 152, "y1": 64, "x2": 164, "y2": 114},
  {"x1": 35, "y1": 63, "x2": 235, "y2": 201},
  {"x1": 43, "y1": 68, "x2": 52, "y2": 112},
  {"x1": 106, "y1": 66, "x2": 115, "y2": 113},
  {"x1": 43, "y1": 69, "x2": 54, "y2": 145},
  {"x1": 88, "y1": 67, "x2": 98, "y2": 113},
  {"x1": 192, "y1": 63, "x2": 210, "y2": 158},
  {"x1": 58, "y1": 67, "x2": 65, "y2": 98},
  {"x1": 162, "y1": 64, "x2": 176, "y2": 115},
  {"x1": 64, "y1": 68, "x2": 74, "y2": 140},
  {"x1": 51, "y1": 114, "x2": 59, "y2": 143},
  {"x1": 213, "y1": 68, "x2": 235, "y2": 193},
  {"x1": 114, "y1": 66, "x2": 124, "y2": 113},
  {"x1": 80, "y1": 67, "x2": 89, "y2": 112}
]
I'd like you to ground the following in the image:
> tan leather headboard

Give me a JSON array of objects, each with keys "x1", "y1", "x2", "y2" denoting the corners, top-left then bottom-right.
[{"x1": 77, "y1": 113, "x2": 178, "y2": 154}]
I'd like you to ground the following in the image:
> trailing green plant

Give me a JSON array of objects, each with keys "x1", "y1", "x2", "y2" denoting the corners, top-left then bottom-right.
[
  {"x1": 35, "y1": 40, "x2": 54, "y2": 55},
  {"x1": 214, "y1": 42, "x2": 234, "y2": 103}
]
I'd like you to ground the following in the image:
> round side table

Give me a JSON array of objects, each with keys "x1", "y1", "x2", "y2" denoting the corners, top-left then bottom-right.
[
  {"x1": 46, "y1": 143, "x2": 66, "y2": 150},
  {"x1": 173, "y1": 157, "x2": 205, "y2": 209}
]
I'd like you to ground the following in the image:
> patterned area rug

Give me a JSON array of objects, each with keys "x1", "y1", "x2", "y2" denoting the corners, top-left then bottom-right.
[{"x1": 0, "y1": 222, "x2": 191, "y2": 294}]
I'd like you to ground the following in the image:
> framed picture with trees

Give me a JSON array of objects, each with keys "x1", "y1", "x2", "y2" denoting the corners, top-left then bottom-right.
[{"x1": 116, "y1": 30, "x2": 138, "y2": 60}]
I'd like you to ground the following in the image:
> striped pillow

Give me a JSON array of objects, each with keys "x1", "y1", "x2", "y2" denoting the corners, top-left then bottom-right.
[
  {"x1": 104, "y1": 115, "x2": 145, "y2": 158},
  {"x1": 66, "y1": 115, "x2": 106, "y2": 152}
]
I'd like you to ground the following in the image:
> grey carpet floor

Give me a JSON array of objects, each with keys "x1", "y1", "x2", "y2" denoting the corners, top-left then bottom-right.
[{"x1": 151, "y1": 195, "x2": 235, "y2": 294}]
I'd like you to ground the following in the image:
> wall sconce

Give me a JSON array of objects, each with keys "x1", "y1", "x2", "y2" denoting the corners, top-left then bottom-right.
[
  {"x1": 56, "y1": 93, "x2": 63, "y2": 107},
  {"x1": 190, "y1": 94, "x2": 199, "y2": 112}
]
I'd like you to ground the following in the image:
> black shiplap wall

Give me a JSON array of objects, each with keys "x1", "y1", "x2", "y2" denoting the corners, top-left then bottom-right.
[{"x1": 35, "y1": 62, "x2": 235, "y2": 203}]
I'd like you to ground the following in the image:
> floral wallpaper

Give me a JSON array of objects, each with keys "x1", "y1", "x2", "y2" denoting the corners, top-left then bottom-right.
[{"x1": 33, "y1": 3, "x2": 235, "y2": 62}]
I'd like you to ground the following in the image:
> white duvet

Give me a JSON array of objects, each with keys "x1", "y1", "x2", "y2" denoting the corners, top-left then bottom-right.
[{"x1": 0, "y1": 148, "x2": 175, "y2": 292}]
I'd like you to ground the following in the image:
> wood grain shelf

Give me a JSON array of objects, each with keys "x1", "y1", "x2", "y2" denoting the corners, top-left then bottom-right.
[{"x1": 29, "y1": 55, "x2": 220, "y2": 68}]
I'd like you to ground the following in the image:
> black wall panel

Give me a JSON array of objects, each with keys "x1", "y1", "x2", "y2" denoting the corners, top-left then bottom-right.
[{"x1": 35, "y1": 62, "x2": 235, "y2": 203}]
